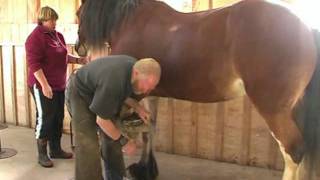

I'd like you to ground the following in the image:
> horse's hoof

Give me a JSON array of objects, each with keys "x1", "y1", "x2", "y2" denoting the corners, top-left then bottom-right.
[
  {"x1": 127, "y1": 162, "x2": 158, "y2": 180},
  {"x1": 127, "y1": 163, "x2": 142, "y2": 180},
  {"x1": 290, "y1": 144, "x2": 305, "y2": 163}
]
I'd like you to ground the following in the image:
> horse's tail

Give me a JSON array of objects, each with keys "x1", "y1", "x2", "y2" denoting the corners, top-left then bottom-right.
[{"x1": 294, "y1": 29, "x2": 320, "y2": 179}]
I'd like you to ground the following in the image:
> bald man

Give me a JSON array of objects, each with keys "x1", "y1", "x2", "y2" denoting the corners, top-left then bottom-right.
[{"x1": 65, "y1": 55, "x2": 161, "y2": 180}]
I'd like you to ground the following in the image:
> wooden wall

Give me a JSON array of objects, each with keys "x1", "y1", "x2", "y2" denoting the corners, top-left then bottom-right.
[
  {"x1": 0, "y1": 0, "x2": 292, "y2": 170},
  {"x1": 0, "y1": 0, "x2": 80, "y2": 44}
]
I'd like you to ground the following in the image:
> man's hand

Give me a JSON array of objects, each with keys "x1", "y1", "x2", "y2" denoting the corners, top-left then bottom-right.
[
  {"x1": 122, "y1": 139, "x2": 137, "y2": 156},
  {"x1": 42, "y1": 84, "x2": 53, "y2": 99},
  {"x1": 135, "y1": 105, "x2": 151, "y2": 124}
]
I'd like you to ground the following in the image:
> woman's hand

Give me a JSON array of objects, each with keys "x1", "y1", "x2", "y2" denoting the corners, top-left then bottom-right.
[
  {"x1": 42, "y1": 84, "x2": 53, "y2": 99},
  {"x1": 77, "y1": 56, "x2": 90, "y2": 64}
]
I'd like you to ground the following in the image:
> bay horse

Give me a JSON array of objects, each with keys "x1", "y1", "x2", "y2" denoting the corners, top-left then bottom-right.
[{"x1": 75, "y1": 0, "x2": 320, "y2": 179}]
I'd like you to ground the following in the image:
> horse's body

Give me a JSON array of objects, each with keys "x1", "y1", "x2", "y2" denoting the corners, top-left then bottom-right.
[{"x1": 77, "y1": 0, "x2": 320, "y2": 179}]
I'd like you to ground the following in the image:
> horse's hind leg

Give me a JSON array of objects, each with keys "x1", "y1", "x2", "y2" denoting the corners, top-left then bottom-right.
[
  {"x1": 244, "y1": 85, "x2": 306, "y2": 180},
  {"x1": 272, "y1": 132, "x2": 299, "y2": 180}
]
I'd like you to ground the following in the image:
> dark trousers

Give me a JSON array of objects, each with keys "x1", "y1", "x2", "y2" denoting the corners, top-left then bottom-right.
[
  {"x1": 100, "y1": 130, "x2": 126, "y2": 180},
  {"x1": 66, "y1": 74, "x2": 125, "y2": 180},
  {"x1": 30, "y1": 85, "x2": 65, "y2": 141}
]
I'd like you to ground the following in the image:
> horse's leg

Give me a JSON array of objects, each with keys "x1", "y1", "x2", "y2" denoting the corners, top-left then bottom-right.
[
  {"x1": 272, "y1": 133, "x2": 299, "y2": 180},
  {"x1": 128, "y1": 97, "x2": 159, "y2": 180},
  {"x1": 229, "y1": 7, "x2": 318, "y2": 178}
]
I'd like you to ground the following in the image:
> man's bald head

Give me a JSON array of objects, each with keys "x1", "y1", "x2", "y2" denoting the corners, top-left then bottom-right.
[{"x1": 131, "y1": 58, "x2": 161, "y2": 95}]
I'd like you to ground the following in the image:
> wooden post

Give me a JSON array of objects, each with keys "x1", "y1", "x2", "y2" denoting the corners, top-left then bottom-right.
[
  {"x1": 11, "y1": 46, "x2": 18, "y2": 125},
  {"x1": 24, "y1": 48, "x2": 32, "y2": 128},
  {"x1": 0, "y1": 46, "x2": 5, "y2": 123},
  {"x1": 192, "y1": 0, "x2": 197, "y2": 11},
  {"x1": 27, "y1": 0, "x2": 41, "y2": 23},
  {"x1": 209, "y1": 0, "x2": 213, "y2": 9}
]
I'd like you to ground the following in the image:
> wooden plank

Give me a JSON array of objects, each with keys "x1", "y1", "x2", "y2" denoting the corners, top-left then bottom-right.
[
  {"x1": 20, "y1": 46, "x2": 32, "y2": 128},
  {"x1": 0, "y1": 46, "x2": 5, "y2": 123},
  {"x1": 11, "y1": 46, "x2": 18, "y2": 125},
  {"x1": 209, "y1": 0, "x2": 213, "y2": 9},
  {"x1": 27, "y1": 0, "x2": 41, "y2": 23},
  {"x1": 41, "y1": 0, "x2": 59, "y2": 11},
  {"x1": 172, "y1": 100, "x2": 193, "y2": 155},
  {"x1": 155, "y1": 98, "x2": 174, "y2": 153},
  {"x1": 190, "y1": 103, "x2": 198, "y2": 157},
  {"x1": 24, "y1": 47, "x2": 32, "y2": 128},
  {"x1": 30, "y1": 93, "x2": 37, "y2": 128},
  {"x1": 0, "y1": 24, "x2": 12, "y2": 43},
  {"x1": 3, "y1": 45, "x2": 14, "y2": 124},
  {"x1": 12, "y1": 0, "x2": 28, "y2": 23},
  {"x1": 59, "y1": 0, "x2": 76, "y2": 23},
  {"x1": 75, "y1": 0, "x2": 81, "y2": 23},
  {"x1": 14, "y1": 46, "x2": 26, "y2": 126},
  {"x1": 268, "y1": 134, "x2": 280, "y2": 169},
  {"x1": 223, "y1": 98, "x2": 243, "y2": 164},
  {"x1": 275, "y1": 147, "x2": 284, "y2": 170},
  {"x1": 240, "y1": 97, "x2": 252, "y2": 165},
  {"x1": 192, "y1": 0, "x2": 209, "y2": 11},
  {"x1": 168, "y1": 98, "x2": 174, "y2": 153},
  {"x1": 249, "y1": 106, "x2": 271, "y2": 168},
  {"x1": 196, "y1": 103, "x2": 216, "y2": 160},
  {"x1": 0, "y1": 0, "x2": 9, "y2": 23},
  {"x1": 214, "y1": 103, "x2": 225, "y2": 161},
  {"x1": 212, "y1": 0, "x2": 240, "y2": 8}
]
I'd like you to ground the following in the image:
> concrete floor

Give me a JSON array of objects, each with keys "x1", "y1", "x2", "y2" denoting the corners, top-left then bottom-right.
[{"x1": 0, "y1": 126, "x2": 282, "y2": 180}]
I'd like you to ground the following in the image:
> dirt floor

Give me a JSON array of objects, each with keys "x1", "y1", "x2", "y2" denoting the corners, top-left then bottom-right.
[{"x1": 0, "y1": 126, "x2": 282, "y2": 180}]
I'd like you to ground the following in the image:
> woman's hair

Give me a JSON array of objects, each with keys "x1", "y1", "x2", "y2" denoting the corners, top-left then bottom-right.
[{"x1": 37, "y1": 6, "x2": 59, "y2": 25}]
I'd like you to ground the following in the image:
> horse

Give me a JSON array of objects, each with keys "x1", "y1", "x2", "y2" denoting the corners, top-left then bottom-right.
[{"x1": 75, "y1": 0, "x2": 320, "y2": 179}]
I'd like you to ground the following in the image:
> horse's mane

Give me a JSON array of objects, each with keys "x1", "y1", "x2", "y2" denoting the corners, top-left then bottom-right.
[{"x1": 79, "y1": 0, "x2": 141, "y2": 49}]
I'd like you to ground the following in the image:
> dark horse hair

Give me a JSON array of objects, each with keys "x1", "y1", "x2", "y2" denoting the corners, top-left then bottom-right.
[
  {"x1": 294, "y1": 30, "x2": 320, "y2": 178},
  {"x1": 79, "y1": 0, "x2": 141, "y2": 49}
]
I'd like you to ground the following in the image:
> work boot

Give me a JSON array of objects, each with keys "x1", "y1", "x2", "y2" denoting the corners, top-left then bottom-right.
[
  {"x1": 49, "y1": 138, "x2": 73, "y2": 159},
  {"x1": 37, "y1": 139, "x2": 53, "y2": 168}
]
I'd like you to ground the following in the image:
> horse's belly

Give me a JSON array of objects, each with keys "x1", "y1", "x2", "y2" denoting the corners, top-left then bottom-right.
[{"x1": 154, "y1": 77, "x2": 245, "y2": 103}]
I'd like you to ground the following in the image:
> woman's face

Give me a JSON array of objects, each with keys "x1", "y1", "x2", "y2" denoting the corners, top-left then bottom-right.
[{"x1": 43, "y1": 19, "x2": 57, "y2": 31}]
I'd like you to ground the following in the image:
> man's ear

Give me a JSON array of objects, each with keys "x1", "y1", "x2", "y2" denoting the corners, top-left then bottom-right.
[{"x1": 131, "y1": 68, "x2": 139, "y2": 80}]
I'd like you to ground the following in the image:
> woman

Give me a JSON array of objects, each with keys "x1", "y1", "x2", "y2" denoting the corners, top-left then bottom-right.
[{"x1": 25, "y1": 6, "x2": 88, "y2": 168}]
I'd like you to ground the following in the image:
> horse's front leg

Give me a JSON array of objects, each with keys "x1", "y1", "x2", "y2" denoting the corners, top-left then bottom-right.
[
  {"x1": 128, "y1": 132, "x2": 158, "y2": 180},
  {"x1": 128, "y1": 97, "x2": 159, "y2": 180}
]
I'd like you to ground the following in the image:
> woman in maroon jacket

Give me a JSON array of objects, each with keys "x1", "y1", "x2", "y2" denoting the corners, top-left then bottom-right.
[{"x1": 25, "y1": 6, "x2": 88, "y2": 168}]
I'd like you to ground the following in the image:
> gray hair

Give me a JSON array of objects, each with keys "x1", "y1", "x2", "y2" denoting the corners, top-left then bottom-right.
[{"x1": 133, "y1": 58, "x2": 161, "y2": 81}]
